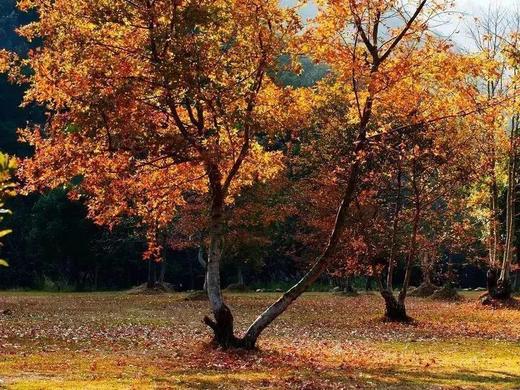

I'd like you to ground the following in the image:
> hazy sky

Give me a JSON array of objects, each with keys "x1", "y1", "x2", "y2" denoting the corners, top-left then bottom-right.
[{"x1": 281, "y1": 0, "x2": 520, "y2": 50}]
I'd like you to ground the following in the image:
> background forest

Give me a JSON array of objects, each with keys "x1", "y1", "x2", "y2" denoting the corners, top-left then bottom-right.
[{"x1": 0, "y1": 0, "x2": 500, "y2": 293}]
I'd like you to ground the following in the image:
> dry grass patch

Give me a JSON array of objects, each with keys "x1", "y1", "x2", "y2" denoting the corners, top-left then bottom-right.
[{"x1": 1, "y1": 292, "x2": 520, "y2": 388}]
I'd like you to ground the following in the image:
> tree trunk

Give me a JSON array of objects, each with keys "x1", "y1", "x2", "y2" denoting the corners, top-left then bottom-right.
[
  {"x1": 239, "y1": 146, "x2": 365, "y2": 349},
  {"x1": 498, "y1": 112, "x2": 518, "y2": 299},
  {"x1": 159, "y1": 259, "x2": 166, "y2": 285},
  {"x1": 235, "y1": 57, "x2": 389, "y2": 348},
  {"x1": 198, "y1": 244, "x2": 208, "y2": 292},
  {"x1": 379, "y1": 162, "x2": 420, "y2": 321},
  {"x1": 94, "y1": 265, "x2": 99, "y2": 291},
  {"x1": 487, "y1": 268, "x2": 512, "y2": 300},
  {"x1": 387, "y1": 162, "x2": 403, "y2": 292},
  {"x1": 397, "y1": 161, "x2": 421, "y2": 308},
  {"x1": 147, "y1": 260, "x2": 154, "y2": 289},
  {"x1": 421, "y1": 252, "x2": 434, "y2": 286},
  {"x1": 489, "y1": 155, "x2": 500, "y2": 268},
  {"x1": 365, "y1": 276, "x2": 372, "y2": 292},
  {"x1": 381, "y1": 290, "x2": 409, "y2": 322},
  {"x1": 237, "y1": 267, "x2": 244, "y2": 286},
  {"x1": 202, "y1": 11, "x2": 430, "y2": 345},
  {"x1": 203, "y1": 165, "x2": 240, "y2": 348},
  {"x1": 486, "y1": 79, "x2": 501, "y2": 270}
]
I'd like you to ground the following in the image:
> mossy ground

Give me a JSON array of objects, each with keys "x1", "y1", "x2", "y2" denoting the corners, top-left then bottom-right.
[{"x1": 1, "y1": 291, "x2": 519, "y2": 389}]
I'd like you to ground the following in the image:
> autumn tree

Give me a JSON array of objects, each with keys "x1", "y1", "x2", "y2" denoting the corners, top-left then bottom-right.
[
  {"x1": 13, "y1": 0, "x2": 297, "y2": 347},
  {"x1": 468, "y1": 5, "x2": 520, "y2": 301},
  {"x1": 291, "y1": 94, "x2": 485, "y2": 320},
  {"x1": 375, "y1": 119, "x2": 485, "y2": 319},
  {"x1": 235, "y1": 0, "x2": 499, "y2": 341}
]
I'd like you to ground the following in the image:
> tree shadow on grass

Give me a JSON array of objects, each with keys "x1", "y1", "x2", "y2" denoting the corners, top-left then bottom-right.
[
  {"x1": 147, "y1": 368, "x2": 520, "y2": 389},
  {"x1": 153, "y1": 362, "x2": 520, "y2": 389},
  {"x1": 321, "y1": 366, "x2": 520, "y2": 389}
]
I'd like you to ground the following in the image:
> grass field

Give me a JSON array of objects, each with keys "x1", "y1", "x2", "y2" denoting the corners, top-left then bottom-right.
[{"x1": 1, "y1": 291, "x2": 520, "y2": 389}]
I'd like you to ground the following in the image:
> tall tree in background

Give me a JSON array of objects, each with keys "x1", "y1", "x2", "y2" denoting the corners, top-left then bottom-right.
[
  {"x1": 468, "y1": 6, "x2": 520, "y2": 301},
  {"x1": 374, "y1": 120, "x2": 484, "y2": 320}
]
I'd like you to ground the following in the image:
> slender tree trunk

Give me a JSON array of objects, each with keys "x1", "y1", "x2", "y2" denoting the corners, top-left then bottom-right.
[
  {"x1": 189, "y1": 253, "x2": 194, "y2": 290},
  {"x1": 365, "y1": 276, "x2": 372, "y2": 292},
  {"x1": 387, "y1": 162, "x2": 403, "y2": 292},
  {"x1": 203, "y1": 165, "x2": 239, "y2": 348},
  {"x1": 489, "y1": 143, "x2": 500, "y2": 268},
  {"x1": 378, "y1": 162, "x2": 409, "y2": 321},
  {"x1": 94, "y1": 265, "x2": 99, "y2": 291},
  {"x1": 500, "y1": 114, "x2": 518, "y2": 293},
  {"x1": 489, "y1": 114, "x2": 518, "y2": 300},
  {"x1": 240, "y1": 125, "x2": 368, "y2": 349},
  {"x1": 421, "y1": 252, "x2": 433, "y2": 286},
  {"x1": 198, "y1": 244, "x2": 208, "y2": 292},
  {"x1": 398, "y1": 164, "x2": 421, "y2": 308},
  {"x1": 486, "y1": 80, "x2": 501, "y2": 270},
  {"x1": 230, "y1": 71, "x2": 377, "y2": 348},
  {"x1": 237, "y1": 267, "x2": 244, "y2": 286},
  {"x1": 381, "y1": 162, "x2": 420, "y2": 322},
  {"x1": 159, "y1": 259, "x2": 166, "y2": 285},
  {"x1": 147, "y1": 259, "x2": 154, "y2": 289}
]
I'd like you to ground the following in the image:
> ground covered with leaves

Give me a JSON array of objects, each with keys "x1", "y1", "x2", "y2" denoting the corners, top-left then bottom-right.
[{"x1": 1, "y1": 291, "x2": 520, "y2": 389}]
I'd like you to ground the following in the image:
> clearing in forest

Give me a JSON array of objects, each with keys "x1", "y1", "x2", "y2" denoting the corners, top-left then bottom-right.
[{"x1": 0, "y1": 291, "x2": 519, "y2": 389}]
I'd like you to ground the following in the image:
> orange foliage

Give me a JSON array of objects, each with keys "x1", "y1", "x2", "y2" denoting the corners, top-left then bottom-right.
[{"x1": 15, "y1": 0, "x2": 300, "y2": 259}]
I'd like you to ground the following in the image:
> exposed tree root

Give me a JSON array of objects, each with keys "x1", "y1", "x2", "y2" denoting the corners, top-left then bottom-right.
[
  {"x1": 382, "y1": 313, "x2": 414, "y2": 323},
  {"x1": 203, "y1": 304, "x2": 260, "y2": 350}
]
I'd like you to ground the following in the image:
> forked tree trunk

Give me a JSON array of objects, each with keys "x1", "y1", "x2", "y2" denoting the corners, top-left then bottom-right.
[
  {"x1": 202, "y1": 93, "x2": 371, "y2": 349},
  {"x1": 379, "y1": 162, "x2": 420, "y2": 322},
  {"x1": 487, "y1": 268, "x2": 512, "y2": 300},
  {"x1": 203, "y1": 166, "x2": 241, "y2": 348},
  {"x1": 202, "y1": 0, "x2": 427, "y2": 348},
  {"x1": 381, "y1": 290, "x2": 409, "y2": 322},
  {"x1": 378, "y1": 160, "x2": 410, "y2": 321}
]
